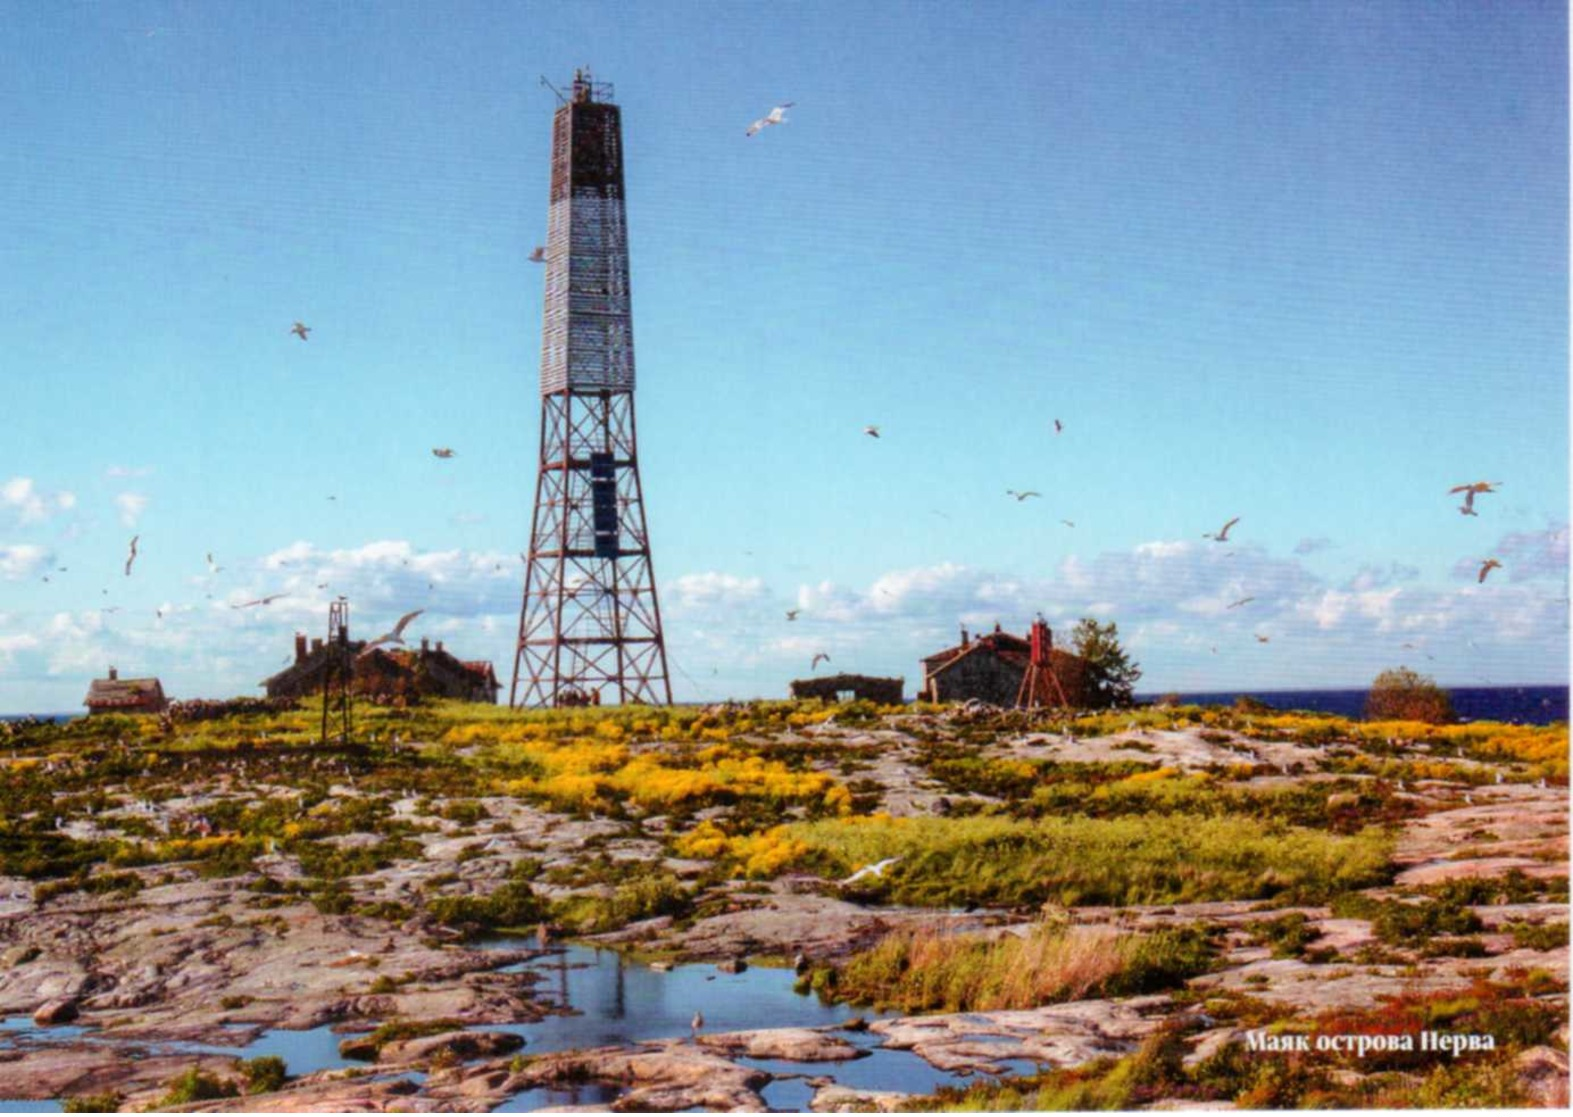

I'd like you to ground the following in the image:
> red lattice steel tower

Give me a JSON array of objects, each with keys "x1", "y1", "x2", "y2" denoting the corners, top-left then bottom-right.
[{"x1": 512, "y1": 70, "x2": 673, "y2": 708}]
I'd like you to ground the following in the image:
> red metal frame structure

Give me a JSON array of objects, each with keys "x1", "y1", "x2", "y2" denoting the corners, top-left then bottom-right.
[
  {"x1": 1015, "y1": 618, "x2": 1070, "y2": 709},
  {"x1": 512, "y1": 70, "x2": 672, "y2": 708}
]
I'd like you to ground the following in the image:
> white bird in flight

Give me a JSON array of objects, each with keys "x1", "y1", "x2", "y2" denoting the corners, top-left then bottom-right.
[
  {"x1": 1006, "y1": 490, "x2": 1041, "y2": 502},
  {"x1": 811, "y1": 652, "x2": 831, "y2": 670},
  {"x1": 206, "y1": 552, "x2": 223, "y2": 575},
  {"x1": 863, "y1": 425, "x2": 880, "y2": 439},
  {"x1": 124, "y1": 535, "x2": 139, "y2": 576},
  {"x1": 840, "y1": 857, "x2": 901, "y2": 886},
  {"x1": 432, "y1": 448, "x2": 456, "y2": 459},
  {"x1": 746, "y1": 102, "x2": 794, "y2": 137},
  {"x1": 1451, "y1": 481, "x2": 1501, "y2": 517},
  {"x1": 232, "y1": 593, "x2": 287, "y2": 609},
  {"x1": 291, "y1": 321, "x2": 310, "y2": 341},
  {"x1": 1477, "y1": 558, "x2": 1502, "y2": 584},
  {"x1": 1204, "y1": 517, "x2": 1240, "y2": 542},
  {"x1": 361, "y1": 609, "x2": 425, "y2": 655}
]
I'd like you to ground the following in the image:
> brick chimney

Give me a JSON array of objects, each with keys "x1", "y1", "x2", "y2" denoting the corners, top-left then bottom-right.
[
  {"x1": 960, "y1": 626, "x2": 969, "y2": 648},
  {"x1": 435, "y1": 640, "x2": 444, "y2": 654},
  {"x1": 108, "y1": 665, "x2": 118, "y2": 681},
  {"x1": 420, "y1": 637, "x2": 429, "y2": 654},
  {"x1": 295, "y1": 633, "x2": 308, "y2": 663},
  {"x1": 311, "y1": 637, "x2": 323, "y2": 654}
]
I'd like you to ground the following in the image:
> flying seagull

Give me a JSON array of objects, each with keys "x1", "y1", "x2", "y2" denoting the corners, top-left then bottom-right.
[
  {"x1": 1060, "y1": 519, "x2": 1075, "y2": 528},
  {"x1": 1255, "y1": 633, "x2": 1270, "y2": 643},
  {"x1": 528, "y1": 246, "x2": 546, "y2": 263},
  {"x1": 785, "y1": 609, "x2": 800, "y2": 621},
  {"x1": 361, "y1": 609, "x2": 425, "y2": 654},
  {"x1": 232, "y1": 593, "x2": 288, "y2": 609},
  {"x1": 745, "y1": 102, "x2": 794, "y2": 137},
  {"x1": 124, "y1": 535, "x2": 139, "y2": 576},
  {"x1": 1451, "y1": 481, "x2": 1502, "y2": 517},
  {"x1": 291, "y1": 321, "x2": 310, "y2": 341},
  {"x1": 1226, "y1": 596, "x2": 1255, "y2": 610},
  {"x1": 811, "y1": 652, "x2": 831, "y2": 670},
  {"x1": 206, "y1": 552, "x2": 222, "y2": 575},
  {"x1": 863, "y1": 425, "x2": 880, "y2": 439},
  {"x1": 1006, "y1": 490, "x2": 1042, "y2": 502},
  {"x1": 1054, "y1": 419, "x2": 1063, "y2": 434},
  {"x1": 1204, "y1": 517, "x2": 1240, "y2": 542},
  {"x1": 840, "y1": 857, "x2": 901, "y2": 886},
  {"x1": 1477, "y1": 558, "x2": 1502, "y2": 584},
  {"x1": 432, "y1": 448, "x2": 455, "y2": 459}
]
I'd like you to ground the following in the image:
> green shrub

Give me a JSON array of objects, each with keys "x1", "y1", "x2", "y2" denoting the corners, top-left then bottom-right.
[
  {"x1": 61, "y1": 1092, "x2": 122, "y2": 1113},
  {"x1": 1364, "y1": 667, "x2": 1454, "y2": 724},
  {"x1": 241, "y1": 1055, "x2": 287, "y2": 1094},
  {"x1": 159, "y1": 1067, "x2": 238, "y2": 1107},
  {"x1": 1508, "y1": 921, "x2": 1568, "y2": 951},
  {"x1": 1244, "y1": 912, "x2": 1318, "y2": 958}
]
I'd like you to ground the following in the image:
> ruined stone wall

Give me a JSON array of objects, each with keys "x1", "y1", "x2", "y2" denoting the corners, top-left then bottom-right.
[{"x1": 789, "y1": 674, "x2": 905, "y2": 705}]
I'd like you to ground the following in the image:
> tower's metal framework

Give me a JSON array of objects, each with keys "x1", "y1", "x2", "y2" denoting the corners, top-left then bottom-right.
[
  {"x1": 512, "y1": 70, "x2": 672, "y2": 708},
  {"x1": 321, "y1": 597, "x2": 353, "y2": 743}
]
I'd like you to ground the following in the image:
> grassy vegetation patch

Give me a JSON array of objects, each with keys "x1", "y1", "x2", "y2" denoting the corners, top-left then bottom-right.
[
  {"x1": 812, "y1": 922, "x2": 1216, "y2": 1013},
  {"x1": 760, "y1": 813, "x2": 1393, "y2": 908}
]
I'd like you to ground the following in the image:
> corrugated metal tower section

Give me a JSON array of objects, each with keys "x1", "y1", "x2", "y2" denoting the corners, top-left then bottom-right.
[{"x1": 512, "y1": 70, "x2": 673, "y2": 708}]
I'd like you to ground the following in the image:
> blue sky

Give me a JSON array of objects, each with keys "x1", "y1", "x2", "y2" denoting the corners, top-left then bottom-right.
[{"x1": 1, "y1": 1, "x2": 1567, "y2": 712}]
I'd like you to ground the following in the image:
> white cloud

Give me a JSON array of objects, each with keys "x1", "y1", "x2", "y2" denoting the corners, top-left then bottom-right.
[
  {"x1": 0, "y1": 544, "x2": 51, "y2": 581},
  {"x1": 2, "y1": 477, "x2": 76, "y2": 523},
  {"x1": 668, "y1": 572, "x2": 766, "y2": 608},
  {"x1": 0, "y1": 633, "x2": 40, "y2": 667},
  {"x1": 105, "y1": 465, "x2": 154, "y2": 479},
  {"x1": 115, "y1": 492, "x2": 149, "y2": 527}
]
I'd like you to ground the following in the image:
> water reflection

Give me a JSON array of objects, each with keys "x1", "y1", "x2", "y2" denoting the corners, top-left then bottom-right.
[{"x1": 485, "y1": 935, "x2": 871, "y2": 1054}]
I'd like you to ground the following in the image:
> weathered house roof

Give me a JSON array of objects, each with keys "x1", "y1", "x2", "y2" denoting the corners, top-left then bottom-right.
[
  {"x1": 259, "y1": 641, "x2": 367, "y2": 690},
  {"x1": 84, "y1": 676, "x2": 167, "y2": 709},
  {"x1": 923, "y1": 631, "x2": 1033, "y2": 675}
]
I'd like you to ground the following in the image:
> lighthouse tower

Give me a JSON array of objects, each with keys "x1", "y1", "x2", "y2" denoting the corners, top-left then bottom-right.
[{"x1": 511, "y1": 70, "x2": 672, "y2": 708}]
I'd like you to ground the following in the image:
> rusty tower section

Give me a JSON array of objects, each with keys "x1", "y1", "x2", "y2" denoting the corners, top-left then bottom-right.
[{"x1": 512, "y1": 70, "x2": 672, "y2": 708}]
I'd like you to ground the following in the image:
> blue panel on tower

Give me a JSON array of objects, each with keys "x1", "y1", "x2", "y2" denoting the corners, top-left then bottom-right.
[{"x1": 590, "y1": 452, "x2": 619, "y2": 557}]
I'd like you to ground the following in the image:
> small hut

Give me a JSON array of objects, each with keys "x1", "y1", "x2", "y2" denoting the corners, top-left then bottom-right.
[{"x1": 83, "y1": 667, "x2": 168, "y2": 716}]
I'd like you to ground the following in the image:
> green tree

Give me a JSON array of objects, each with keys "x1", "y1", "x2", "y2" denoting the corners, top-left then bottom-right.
[
  {"x1": 1071, "y1": 619, "x2": 1141, "y2": 708},
  {"x1": 1364, "y1": 667, "x2": 1454, "y2": 724}
]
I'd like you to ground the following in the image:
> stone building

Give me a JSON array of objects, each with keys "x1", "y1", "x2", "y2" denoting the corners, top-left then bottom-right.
[
  {"x1": 920, "y1": 622, "x2": 1085, "y2": 707},
  {"x1": 262, "y1": 634, "x2": 501, "y2": 705},
  {"x1": 83, "y1": 667, "x2": 168, "y2": 715}
]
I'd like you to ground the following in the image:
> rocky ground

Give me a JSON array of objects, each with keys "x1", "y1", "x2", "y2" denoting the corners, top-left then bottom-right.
[{"x1": 0, "y1": 703, "x2": 1566, "y2": 1111}]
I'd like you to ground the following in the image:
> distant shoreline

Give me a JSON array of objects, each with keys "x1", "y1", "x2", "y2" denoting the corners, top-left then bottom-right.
[{"x1": 4, "y1": 683, "x2": 1567, "y2": 726}]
